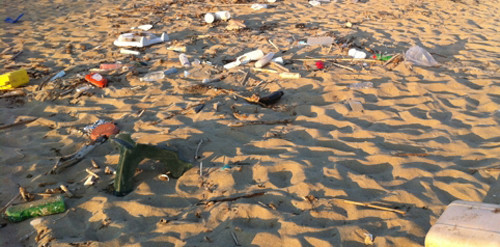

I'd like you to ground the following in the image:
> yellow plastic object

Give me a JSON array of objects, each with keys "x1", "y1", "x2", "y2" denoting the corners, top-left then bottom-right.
[{"x1": 0, "y1": 69, "x2": 29, "y2": 89}]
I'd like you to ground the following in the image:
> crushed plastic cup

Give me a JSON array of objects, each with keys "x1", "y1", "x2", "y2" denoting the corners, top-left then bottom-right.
[
  {"x1": 405, "y1": 45, "x2": 439, "y2": 67},
  {"x1": 348, "y1": 48, "x2": 367, "y2": 59}
]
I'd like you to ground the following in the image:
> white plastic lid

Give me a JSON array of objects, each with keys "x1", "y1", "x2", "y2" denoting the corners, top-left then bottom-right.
[{"x1": 204, "y1": 13, "x2": 215, "y2": 23}]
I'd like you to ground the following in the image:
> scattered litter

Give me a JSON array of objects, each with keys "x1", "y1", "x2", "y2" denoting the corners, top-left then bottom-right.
[
  {"x1": 75, "y1": 84, "x2": 94, "y2": 94},
  {"x1": 348, "y1": 48, "x2": 367, "y2": 59},
  {"x1": 4, "y1": 13, "x2": 24, "y2": 24},
  {"x1": 49, "y1": 70, "x2": 66, "y2": 81},
  {"x1": 83, "y1": 119, "x2": 109, "y2": 135},
  {"x1": 272, "y1": 57, "x2": 284, "y2": 64},
  {"x1": 405, "y1": 45, "x2": 439, "y2": 67},
  {"x1": 373, "y1": 54, "x2": 393, "y2": 61},
  {"x1": 224, "y1": 49, "x2": 265, "y2": 70},
  {"x1": 131, "y1": 24, "x2": 153, "y2": 31},
  {"x1": 309, "y1": 1, "x2": 322, "y2": 6},
  {"x1": 90, "y1": 122, "x2": 120, "y2": 141},
  {"x1": 279, "y1": 72, "x2": 301, "y2": 79},
  {"x1": 140, "y1": 71, "x2": 165, "y2": 82},
  {"x1": 120, "y1": 48, "x2": 140, "y2": 55},
  {"x1": 167, "y1": 45, "x2": 187, "y2": 52},
  {"x1": 179, "y1": 53, "x2": 191, "y2": 68},
  {"x1": 205, "y1": 11, "x2": 231, "y2": 23},
  {"x1": 84, "y1": 73, "x2": 107, "y2": 88},
  {"x1": 255, "y1": 52, "x2": 275, "y2": 68},
  {"x1": 258, "y1": 90, "x2": 284, "y2": 105},
  {"x1": 112, "y1": 133, "x2": 192, "y2": 196},
  {"x1": 315, "y1": 61, "x2": 325, "y2": 70},
  {"x1": 251, "y1": 4, "x2": 268, "y2": 10},
  {"x1": 113, "y1": 32, "x2": 168, "y2": 48},
  {"x1": 0, "y1": 69, "x2": 29, "y2": 90},
  {"x1": 364, "y1": 232, "x2": 375, "y2": 245},
  {"x1": 5, "y1": 195, "x2": 66, "y2": 222},
  {"x1": 164, "y1": 67, "x2": 178, "y2": 75}
]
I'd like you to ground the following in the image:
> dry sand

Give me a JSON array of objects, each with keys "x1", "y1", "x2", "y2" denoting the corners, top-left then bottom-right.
[{"x1": 1, "y1": 0, "x2": 500, "y2": 246}]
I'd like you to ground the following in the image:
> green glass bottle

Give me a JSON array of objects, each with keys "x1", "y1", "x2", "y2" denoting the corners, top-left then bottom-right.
[{"x1": 4, "y1": 195, "x2": 66, "y2": 222}]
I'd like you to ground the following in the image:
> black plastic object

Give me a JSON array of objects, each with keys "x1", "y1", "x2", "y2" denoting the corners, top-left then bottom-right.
[
  {"x1": 258, "y1": 90, "x2": 284, "y2": 106},
  {"x1": 112, "y1": 134, "x2": 192, "y2": 196}
]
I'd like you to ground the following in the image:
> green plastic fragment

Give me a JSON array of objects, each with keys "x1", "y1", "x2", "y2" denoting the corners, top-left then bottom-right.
[
  {"x1": 5, "y1": 195, "x2": 66, "y2": 223},
  {"x1": 375, "y1": 54, "x2": 393, "y2": 61},
  {"x1": 112, "y1": 133, "x2": 192, "y2": 196}
]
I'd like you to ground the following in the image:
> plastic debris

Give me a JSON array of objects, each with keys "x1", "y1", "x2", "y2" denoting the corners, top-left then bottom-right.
[
  {"x1": 90, "y1": 122, "x2": 120, "y2": 141},
  {"x1": 83, "y1": 119, "x2": 109, "y2": 135},
  {"x1": 179, "y1": 53, "x2": 191, "y2": 68},
  {"x1": 405, "y1": 45, "x2": 439, "y2": 67},
  {"x1": 255, "y1": 52, "x2": 275, "y2": 68},
  {"x1": 5, "y1": 195, "x2": 66, "y2": 222},
  {"x1": 309, "y1": 1, "x2": 321, "y2": 6},
  {"x1": 131, "y1": 24, "x2": 153, "y2": 31},
  {"x1": 120, "y1": 48, "x2": 140, "y2": 55},
  {"x1": 140, "y1": 71, "x2": 165, "y2": 82},
  {"x1": 4, "y1": 13, "x2": 24, "y2": 24},
  {"x1": 348, "y1": 48, "x2": 367, "y2": 59},
  {"x1": 258, "y1": 91, "x2": 284, "y2": 105},
  {"x1": 279, "y1": 72, "x2": 301, "y2": 79},
  {"x1": 347, "y1": 100, "x2": 364, "y2": 112},
  {"x1": 0, "y1": 69, "x2": 29, "y2": 90},
  {"x1": 315, "y1": 61, "x2": 325, "y2": 69},
  {"x1": 205, "y1": 11, "x2": 231, "y2": 23},
  {"x1": 113, "y1": 32, "x2": 168, "y2": 48},
  {"x1": 251, "y1": 4, "x2": 268, "y2": 10},
  {"x1": 84, "y1": 73, "x2": 107, "y2": 88},
  {"x1": 111, "y1": 133, "x2": 192, "y2": 196}
]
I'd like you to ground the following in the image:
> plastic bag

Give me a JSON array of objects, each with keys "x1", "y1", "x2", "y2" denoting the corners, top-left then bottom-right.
[{"x1": 405, "y1": 45, "x2": 439, "y2": 67}]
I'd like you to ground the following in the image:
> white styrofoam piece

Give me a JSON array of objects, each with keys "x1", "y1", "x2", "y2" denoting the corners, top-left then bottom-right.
[
  {"x1": 425, "y1": 200, "x2": 500, "y2": 247},
  {"x1": 113, "y1": 32, "x2": 168, "y2": 48}
]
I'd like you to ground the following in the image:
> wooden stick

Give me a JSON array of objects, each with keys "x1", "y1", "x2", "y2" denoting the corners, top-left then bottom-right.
[
  {"x1": 199, "y1": 190, "x2": 267, "y2": 205},
  {"x1": 469, "y1": 164, "x2": 500, "y2": 171},
  {"x1": 0, "y1": 117, "x2": 38, "y2": 130},
  {"x1": 331, "y1": 62, "x2": 356, "y2": 72},
  {"x1": 252, "y1": 68, "x2": 278, "y2": 74},
  {"x1": 228, "y1": 119, "x2": 293, "y2": 127},
  {"x1": 85, "y1": 168, "x2": 100, "y2": 178},
  {"x1": 268, "y1": 39, "x2": 280, "y2": 52},
  {"x1": 60, "y1": 184, "x2": 74, "y2": 198},
  {"x1": 269, "y1": 62, "x2": 289, "y2": 72},
  {"x1": 334, "y1": 198, "x2": 406, "y2": 215},
  {"x1": 10, "y1": 51, "x2": 23, "y2": 60}
]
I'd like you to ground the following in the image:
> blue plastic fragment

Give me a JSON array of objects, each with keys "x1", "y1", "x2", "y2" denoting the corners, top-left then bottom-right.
[
  {"x1": 5, "y1": 13, "x2": 24, "y2": 24},
  {"x1": 221, "y1": 164, "x2": 231, "y2": 170}
]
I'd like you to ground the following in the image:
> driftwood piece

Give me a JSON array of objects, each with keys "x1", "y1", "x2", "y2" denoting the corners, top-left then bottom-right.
[{"x1": 0, "y1": 117, "x2": 38, "y2": 131}]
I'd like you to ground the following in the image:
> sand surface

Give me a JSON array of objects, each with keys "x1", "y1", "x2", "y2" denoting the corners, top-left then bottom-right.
[{"x1": 1, "y1": 0, "x2": 500, "y2": 246}]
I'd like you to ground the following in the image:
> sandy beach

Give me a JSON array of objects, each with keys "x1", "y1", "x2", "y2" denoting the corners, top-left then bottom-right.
[{"x1": 1, "y1": 0, "x2": 499, "y2": 246}]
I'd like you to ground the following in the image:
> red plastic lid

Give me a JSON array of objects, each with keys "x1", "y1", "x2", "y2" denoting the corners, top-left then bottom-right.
[
  {"x1": 90, "y1": 122, "x2": 120, "y2": 141},
  {"x1": 315, "y1": 61, "x2": 324, "y2": 70},
  {"x1": 85, "y1": 73, "x2": 108, "y2": 88}
]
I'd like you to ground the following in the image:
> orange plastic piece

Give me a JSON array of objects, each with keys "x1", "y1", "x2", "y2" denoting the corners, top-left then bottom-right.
[
  {"x1": 84, "y1": 73, "x2": 107, "y2": 88},
  {"x1": 90, "y1": 122, "x2": 120, "y2": 141}
]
